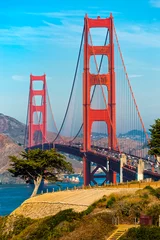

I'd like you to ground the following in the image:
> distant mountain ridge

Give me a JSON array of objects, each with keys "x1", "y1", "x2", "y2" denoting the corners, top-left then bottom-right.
[
  {"x1": 0, "y1": 113, "x2": 25, "y2": 145},
  {"x1": 118, "y1": 129, "x2": 150, "y2": 139},
  {"x1": 0, "y1": 113, "x2": 25, "y2": 182},
  {"x1": 0, "y1": 134, "x2": 24, "y2": 183}
]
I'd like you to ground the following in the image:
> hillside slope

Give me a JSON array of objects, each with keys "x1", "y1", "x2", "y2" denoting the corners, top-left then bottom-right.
[
  {"x1": 0, "y1": 133, "x2": 24, "y2": 183},
  {"x1": 12, "y1": 188, "x2": 136, "y2": 219},
  {"x1": 1, "y1": 186, "x2": 160, "y2": 240},
  {"x1": 0, "y1": 113, "x2": 25, "y2": 145}
]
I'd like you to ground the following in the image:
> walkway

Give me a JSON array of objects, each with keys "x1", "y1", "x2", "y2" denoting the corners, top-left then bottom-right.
[
  {"x1": 107, "y1": 224, "x2": 138, "y2": 240},
  {"x1": 12, "y1": 188, "x2": 136, "y2": 219}
]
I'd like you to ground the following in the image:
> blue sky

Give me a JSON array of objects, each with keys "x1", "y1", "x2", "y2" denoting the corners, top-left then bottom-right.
[{"x1": 0, "y1": 0, "x2": 160, "y2": 130}]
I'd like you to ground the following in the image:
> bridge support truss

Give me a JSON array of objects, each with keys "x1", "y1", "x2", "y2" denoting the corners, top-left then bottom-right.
[
  {"x1": 83, "y1": 15, "x2": 117, "y2": 185},
  {"x1": 28, "y1": 74, "x2": 47, "y2": 148}
]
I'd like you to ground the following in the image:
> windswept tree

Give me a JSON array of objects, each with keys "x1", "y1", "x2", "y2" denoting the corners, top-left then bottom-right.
[
  {"x1": 8, "y1": 148, "x2": 74, "y2": 197},
  {"x1": 148, "y1": 118, "x2": 160, "y2": 157}
]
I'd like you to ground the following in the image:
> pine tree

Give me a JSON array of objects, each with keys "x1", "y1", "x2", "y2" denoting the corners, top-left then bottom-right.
[
  {"x1": 148, "y1": 118, "x2": 160, "y2": 156},
  {"x1": 8, "y1": 148, "x2": 74, "y2": 197}
]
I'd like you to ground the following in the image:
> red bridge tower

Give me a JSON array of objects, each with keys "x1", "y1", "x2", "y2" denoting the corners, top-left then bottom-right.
[
  {"x1": 83, "y1": 15, "x2": 117, "y2": 185},
  {"x1": 28, "y1": 74, "x2": 47, "y2": 148}
]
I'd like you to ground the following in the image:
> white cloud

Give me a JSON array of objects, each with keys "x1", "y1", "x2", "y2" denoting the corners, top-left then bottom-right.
[
  {"x1": 0, "y1": 12, "x2": 160, "y2": 50},
  {"x1": 27, "y1": 10, "x2": 121, "y2": 19},
  {"x1": 12, "y1": 75, "x2": 27, "y2": 82},
  {"x1": 151, "y1": 67, "x2": 160, "y2": 71},
  {"x1": 129, "y1": 74, "x2": 143, "y2": 78},
  {"x1": 27, "y1": 10, "x2": 86, "y2": 18},
  {"x1": 116, "y1": 22, "x2": 160, "y2": 48},
  {"x1": 150, "y1": 0, "x2": 160, "y2": 8},
  {"x1": 0, "y1": 20, "x2": 83, "y2": 47}
]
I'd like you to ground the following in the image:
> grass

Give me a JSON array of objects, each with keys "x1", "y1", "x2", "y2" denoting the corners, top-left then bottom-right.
[{"x1": 1, "y1": 186, "x2": 160, "y2": 240}]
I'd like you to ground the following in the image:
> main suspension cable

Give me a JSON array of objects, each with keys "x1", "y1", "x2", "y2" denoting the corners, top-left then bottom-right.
[
  {"x1": 52, "y1": 26, "x2": 85, "y2": 143},
  {"x1": 69, "y1": 29, "x2": 109, "y2": 143}
]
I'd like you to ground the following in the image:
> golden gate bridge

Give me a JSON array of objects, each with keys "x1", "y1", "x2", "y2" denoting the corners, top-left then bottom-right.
[{"x1": 24, "y1": 14, "x2": 160, "y2": 185}]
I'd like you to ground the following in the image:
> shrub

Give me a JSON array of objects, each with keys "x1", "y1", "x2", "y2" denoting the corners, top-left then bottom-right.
[
  {"x1": 12, "y1": 215, "x2": 34, "y2": 236},
  {"x1": 155, "y1": 187, "x2": 160, "y2": 199},
  {"x1": 144, "y1": 186, "x2": 157, "y2": 196},
  {"x1": 147, "y1": 204, "x2": 160, "y2": 225},
  {"x1": 81, "y1": 205, "x2": 95, "y2": 216},
  {"x1": 129, "y1": 203, "x2": 143, "y2": 218},
  {"x1": 106, "y1": 196, "x2": 116, "y2": 208},
  {"x1": 141, "y1": 193, "x2": 149, "y2": 199},
  {"x1": 120, "y1": 226, "x2": 160, "y2": 240}
]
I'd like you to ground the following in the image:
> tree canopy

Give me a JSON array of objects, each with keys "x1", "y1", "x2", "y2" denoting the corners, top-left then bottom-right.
[
  {"x1": 8, "y1": 148, "x2": 74, "y2": 197},
  {"x1": 148, "y1": 118, "x2": 160, "y2": 156}
]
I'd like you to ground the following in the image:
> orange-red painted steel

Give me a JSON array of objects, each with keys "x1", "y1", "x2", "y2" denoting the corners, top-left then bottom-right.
[
  {"x1": 83, "y1": 15, "x2": 117, "y2": 185},
  {"x1": 28, "y1": 74, "x2": 47, "y2": 148}
]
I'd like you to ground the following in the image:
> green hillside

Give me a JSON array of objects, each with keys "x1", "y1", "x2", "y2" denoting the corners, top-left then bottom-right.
[{"x1": 0, "y1": 186, "x2": 160, "y2": 240}]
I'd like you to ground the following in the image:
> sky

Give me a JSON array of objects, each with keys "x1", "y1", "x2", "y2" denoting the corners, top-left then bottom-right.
[{"x1": 0, "y1": 0, "x2": 160, "y2": 131}]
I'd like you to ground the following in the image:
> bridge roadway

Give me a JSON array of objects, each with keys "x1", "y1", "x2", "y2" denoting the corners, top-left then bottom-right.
[{"x1": 28, "y1": 143, "x2": 160, "y2": 182}]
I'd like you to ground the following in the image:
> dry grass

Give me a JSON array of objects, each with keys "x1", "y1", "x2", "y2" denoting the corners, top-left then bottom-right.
[
  {"x1": 12, "y1": 188, "x2": 137, "y2": 219},
  {"x1": 59, "y1": 213, "x2": 116, "y2": 240},
  {"x1": 1, "y1": 186, "x2": 160, "y2": 240}
]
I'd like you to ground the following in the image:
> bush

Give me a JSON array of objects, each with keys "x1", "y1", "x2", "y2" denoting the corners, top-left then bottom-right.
[
  {"x1": 81, "y1": 205, "x2": 95, "y2": 216},
  {"x1": 147, "y1": 204, "x2": 160, "y2": 225},
  {"x1": 129, "y1": 203, "x2": 143, "y2": 218},
  {"x1": 0, "y1": 217, "x2": 7, "y2": 240},
  {"x1": 120, "y1": 226, "x2": 160, "y2": 240},
  {"x1": 106, "y1": 196, "x2": 116, "y2": 208},
  {"x1": 144, "y1": 186, "x2": 157, "y2": 197},
  {"x1": 141, "y1": 193, "x2": 149, "y2": 199},
  {"x1": 0, "y1": 210, "x2": 81, "y2": 240},
  {"x1": 12, "y1": 215, "x2": 34, "y2": 236},
  {"x1": 155, "y1": 187, "x2": 160, "y2": 199}
]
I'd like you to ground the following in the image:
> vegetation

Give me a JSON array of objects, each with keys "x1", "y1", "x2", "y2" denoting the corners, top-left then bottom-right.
[
  {"x1": 106, "y1": 196, "x2": 116, "y2": 208},
  {"x1": 144, "y1": 186, "x2": 160, "y2": 199},
  {"x1": 120, "y1": 226, "x2": 160, "y2": 240},
  {"x1": 148, "y1": 118, "x2": 160, "y2": 156},
  {"x1": 8, "y1": 149, "x2": 73, "y2": 197},
  {"x1": 1, "y1": 186, "x2": 160, "y2": 239},
  {"x1": 0, "y1": 209, "x2": 115, "y2": 240}
]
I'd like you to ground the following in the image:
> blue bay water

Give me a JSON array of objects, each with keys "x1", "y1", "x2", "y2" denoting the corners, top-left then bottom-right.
[
  {"x1": 0, "y1": 175, "x2": 84, "y2": 216},
  {"x1": 0, "y1": 174, "x2": 120, "y2": 216}
]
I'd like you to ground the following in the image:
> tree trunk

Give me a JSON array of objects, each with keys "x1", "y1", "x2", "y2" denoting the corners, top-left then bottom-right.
[{"x1": 30, "y1": 175, "x2": 42, "y2": 198}]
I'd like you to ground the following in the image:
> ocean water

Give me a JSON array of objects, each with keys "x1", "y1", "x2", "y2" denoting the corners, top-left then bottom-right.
[
  {"x1": 0, "y1": 174, "x2": 120, "y2": 216},
  {"x1": 0, "y1": 175, "x2": 84, "y2": 216}
]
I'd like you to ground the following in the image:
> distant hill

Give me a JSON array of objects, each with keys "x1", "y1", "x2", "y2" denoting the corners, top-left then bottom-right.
[
  {"x1": 118, "y1": 129, "x2": 150, "y2": 139},
  {"x1": 0, "y1": 113, "x2": 26, "y2": 182},
  {"x1": 0, "y1": 113, "x2": 25, "y2": 145},
  {"x1": 0, "y1": 133, "x2": 24, "y2": 183},
  {"x1": 0, "y1": 134, "x2": 24, "y2": 172}
]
